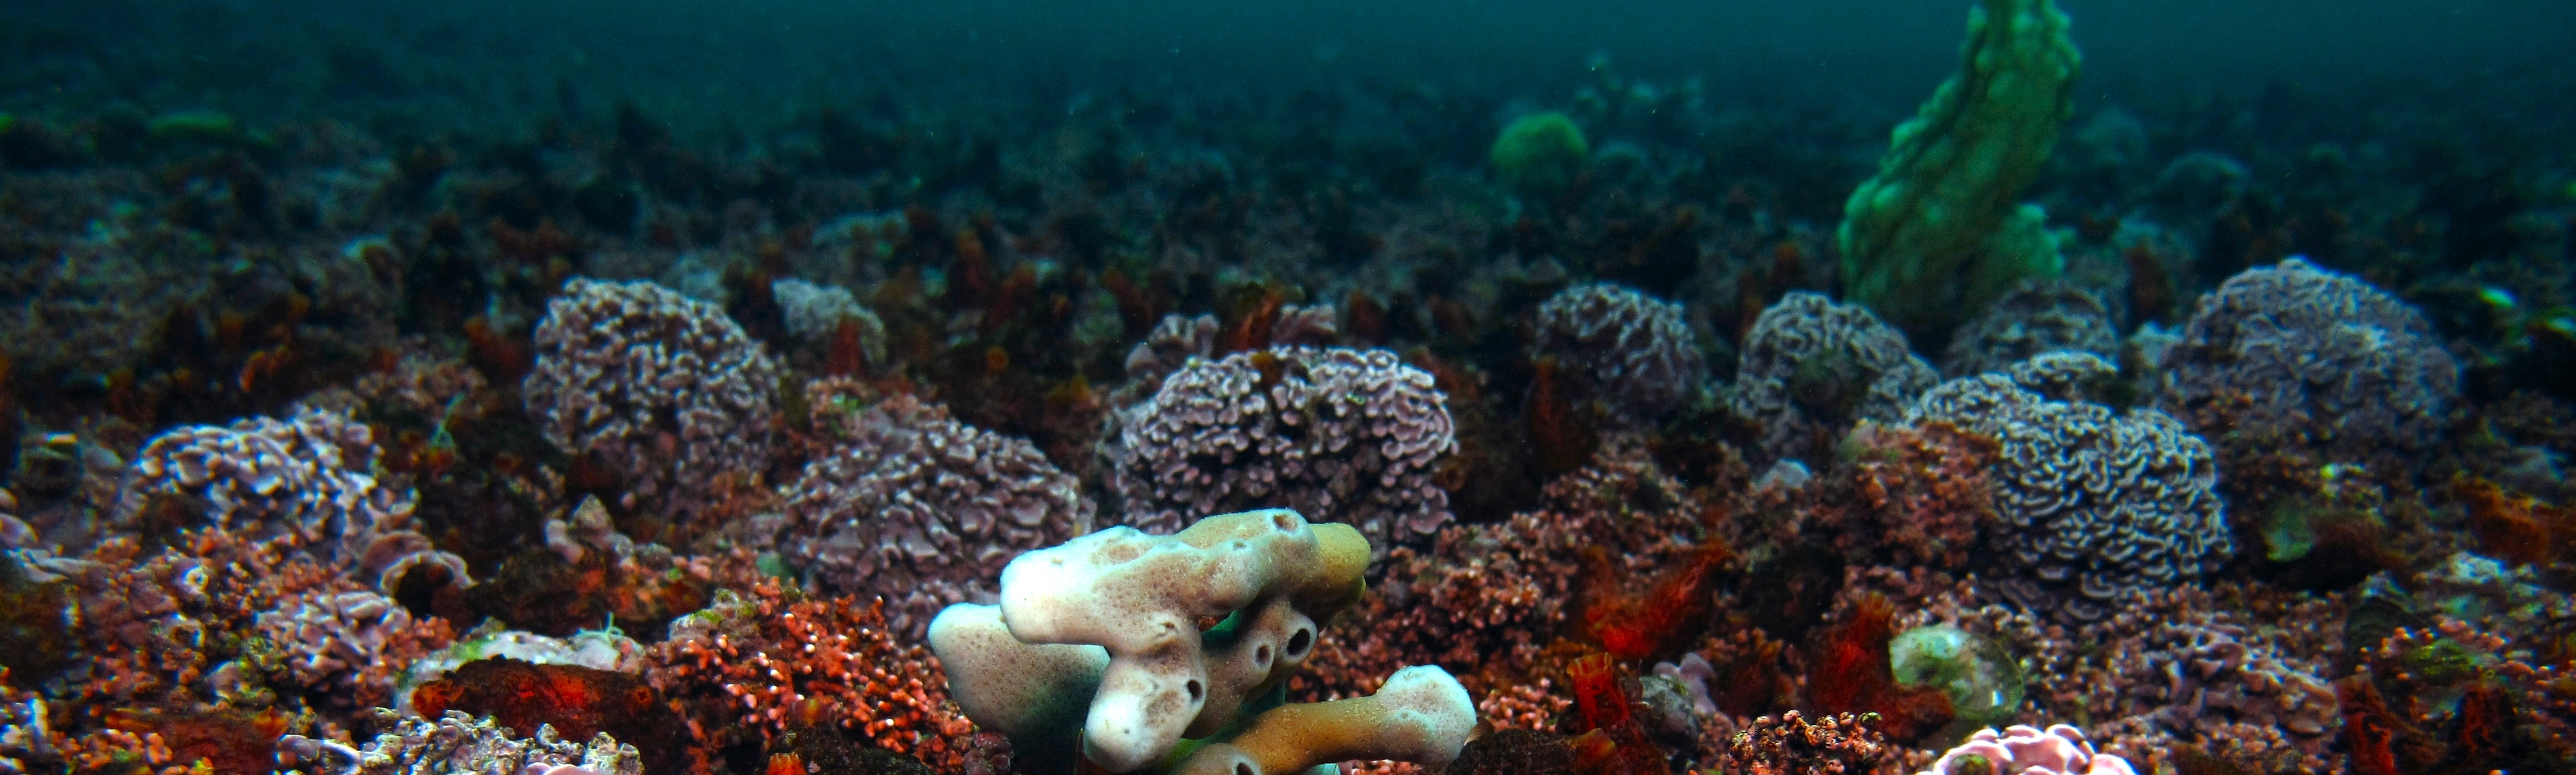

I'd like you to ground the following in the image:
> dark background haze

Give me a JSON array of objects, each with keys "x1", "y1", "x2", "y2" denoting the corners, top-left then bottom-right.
[{"x1": 5, "y1": 0, "x2": 2571, "y2": 137}]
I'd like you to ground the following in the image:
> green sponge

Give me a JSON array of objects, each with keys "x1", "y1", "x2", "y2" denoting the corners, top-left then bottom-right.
[
  {"x1": 1890, "y1": 624, "x2": 2024, "y2": 730},
  {"x1": 1489, "y1": 111, "x2": 1590, "y2": 198},
  {"x1": 1838, "y1": 0, "x2": 2079, "y2": 339}
]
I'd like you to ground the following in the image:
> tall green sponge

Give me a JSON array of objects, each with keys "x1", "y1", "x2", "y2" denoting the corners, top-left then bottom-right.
[{"x1": 1838, "y1": 0, "x2": 2079, "y2": 340}]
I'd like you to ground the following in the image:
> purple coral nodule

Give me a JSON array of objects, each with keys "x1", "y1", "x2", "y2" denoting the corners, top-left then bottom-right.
[
  {"x1": 775, "y1": 394, "x2": 1094, "y2": 638},
  {"x1": 1109, "y1": 345, "x2": 1456, "y2": 555},
  {"x1": 2160, "y1": 257, "x2": 2460, "y2": 460},
  {"x1": 1532, "y1": 282, "x2": 1709, "y2": 423},
  {"x1": 522, "y1": 278, "x2": 782, "y2": 523}
]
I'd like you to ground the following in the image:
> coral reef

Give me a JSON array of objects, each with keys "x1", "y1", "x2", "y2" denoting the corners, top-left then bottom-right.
[
  {"x1": 1887, "y1": 624, "x2": 2021, "y2": 731},
  {"x1": 1108, "y1": 347, "x2": 1457, "y2": 553},
  {"x1": 256, "y1": 588, "x2": 456, "y2": 711},
  {"x1": 774, "y1": 393, "x2": 1093, "y2": 636},
  {"x1": 522, "y1": 278, "x2": 782, "y2": 523},
  {"x1": 1772, "y1": 421, "x2": 2002, "y2": 571},
  {"x1": 1909, "y1": 352, "x2": 2230, "y2": 619},
  {"x1": 1730, "y1": 292, "x2": 1940, "y2": 468},
  {"x1": 1441, "y1": 729, "x2": 1575, "y2": 775},
  {"x1": 0, "y1": 4, "x2": 2569, "y2": 774},
  {"x1": 772, "y1": 277, "x2": 888, "y2": 369},
  {"x1": 929, "y1": 509, "x2": 1475, "y2": 775},
  {"x1": 1531, "y1": 282, "x2": 1708, "y2": 423},
  {"x1": 1891, "y1": 574, "x2": 2347, "y2": 773},
  {"x1": 463, "y1": 494, "x2": 729, "y2": 637}
]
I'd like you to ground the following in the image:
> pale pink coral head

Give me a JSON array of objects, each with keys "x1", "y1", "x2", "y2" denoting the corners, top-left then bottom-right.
[{"x1": 1921, "y1": 724, "x2": 2136, "y2": 775}]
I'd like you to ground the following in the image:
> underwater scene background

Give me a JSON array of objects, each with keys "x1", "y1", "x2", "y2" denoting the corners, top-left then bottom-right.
[{"x1": 2, "y1": 0, "x2": 2575, "y2": 773}]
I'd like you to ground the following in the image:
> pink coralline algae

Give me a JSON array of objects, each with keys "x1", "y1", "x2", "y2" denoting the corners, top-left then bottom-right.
[
  {"x1": 1108, "y1": 345, "x2": 1456, "y2": 551},
  {"x1": 1908, "y1": 352, "x2": 2230, "y2": 620},
  {"x1": 522, "y1": 278, "x2": 782, "y2": 523},
  {"x1": 1729, "y1": 291, "x2": 1938, "y2": 468},
  {"x1": 642, "y1": 582, "x2": 972, "y2": 771},
  {"x1": 1532, "y1": 282, "x2": 1708, "y2": 422},
  {"x1": 1738, "y1": 421, "x2": 2002, "y2": 572},
  {"x1": 2160, "y1": 257, "x2": 2460, "y2": 463},
  {"x1": 1293, "y1": 442, "x2": 1704, "y2": 725},
  {"x1": 1919, "y1": 725, "x2": 2137, "y2": 775},
  {"x1": 774, "y1": 393, "x2": 1094, "y2": 637},
  {"x1": 34, "y1": 525, "x2": 455, "y2": 756}
]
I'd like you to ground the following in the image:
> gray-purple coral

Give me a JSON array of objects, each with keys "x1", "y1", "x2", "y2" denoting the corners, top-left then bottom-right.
[
  {"x1": 2133, "y1": 621, "x2": 2339, "y2": 744},
  {"x1": 1730, "y1": 291, "x2": 1939, "y2": 467},
  {"x1": 113, "y1": 406, "x2": 457, "y2": 587},
  {"x1": 279, "y1": 710, "x2": 642, "y2": 775},
  {"x1": 2160, "y1": 257, "x2": 2460, "y2": 460},
  {"x1": 771, "y1": 277, "x2": 886, "y2": 365},
  {"x1": 255, "y1": 589, "x2": 431, "y2": 705},
  {"x1": 1909, "y1": 352, "x2": 2231, "y2": 620},
  {"x1": 1941, "y1": 281, "x2": 2120, "y2": 378},
  {"x1": 778, "y1": 394, "x2": 1094, "y2": 636},
  {"x1": 523, "y1": 278, "x2": 782, "y2": 523},
  {"x1": 1532, "y1": 282, "x2": 1707, "y2": 421},
  {"x1": 1109, "y1": 345, "x2": 1455, "y2": 553}
]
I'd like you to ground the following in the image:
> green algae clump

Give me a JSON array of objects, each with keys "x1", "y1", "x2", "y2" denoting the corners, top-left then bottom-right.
[
  {"x1": 1889, "y1": 624, "x2": 2024, "y2": 730},
  {"x1": 1489, "y1": 111, "x2": 1590, "y2": 198}
]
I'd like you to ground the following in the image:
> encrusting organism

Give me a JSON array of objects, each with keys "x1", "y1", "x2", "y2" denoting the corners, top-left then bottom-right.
[{"x1": 277, "y1": 709, "x2": 642, "y2": 775}]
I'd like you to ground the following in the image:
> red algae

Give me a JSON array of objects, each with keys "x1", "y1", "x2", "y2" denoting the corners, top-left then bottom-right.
[{"x1": 1803, "y1": 593, "x2": 1953, "y2": 745}]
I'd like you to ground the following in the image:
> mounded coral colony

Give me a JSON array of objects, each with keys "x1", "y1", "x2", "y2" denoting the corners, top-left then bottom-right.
[{"x1": 4, "y1": 0, "x2": 2575, "y2": 773}]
